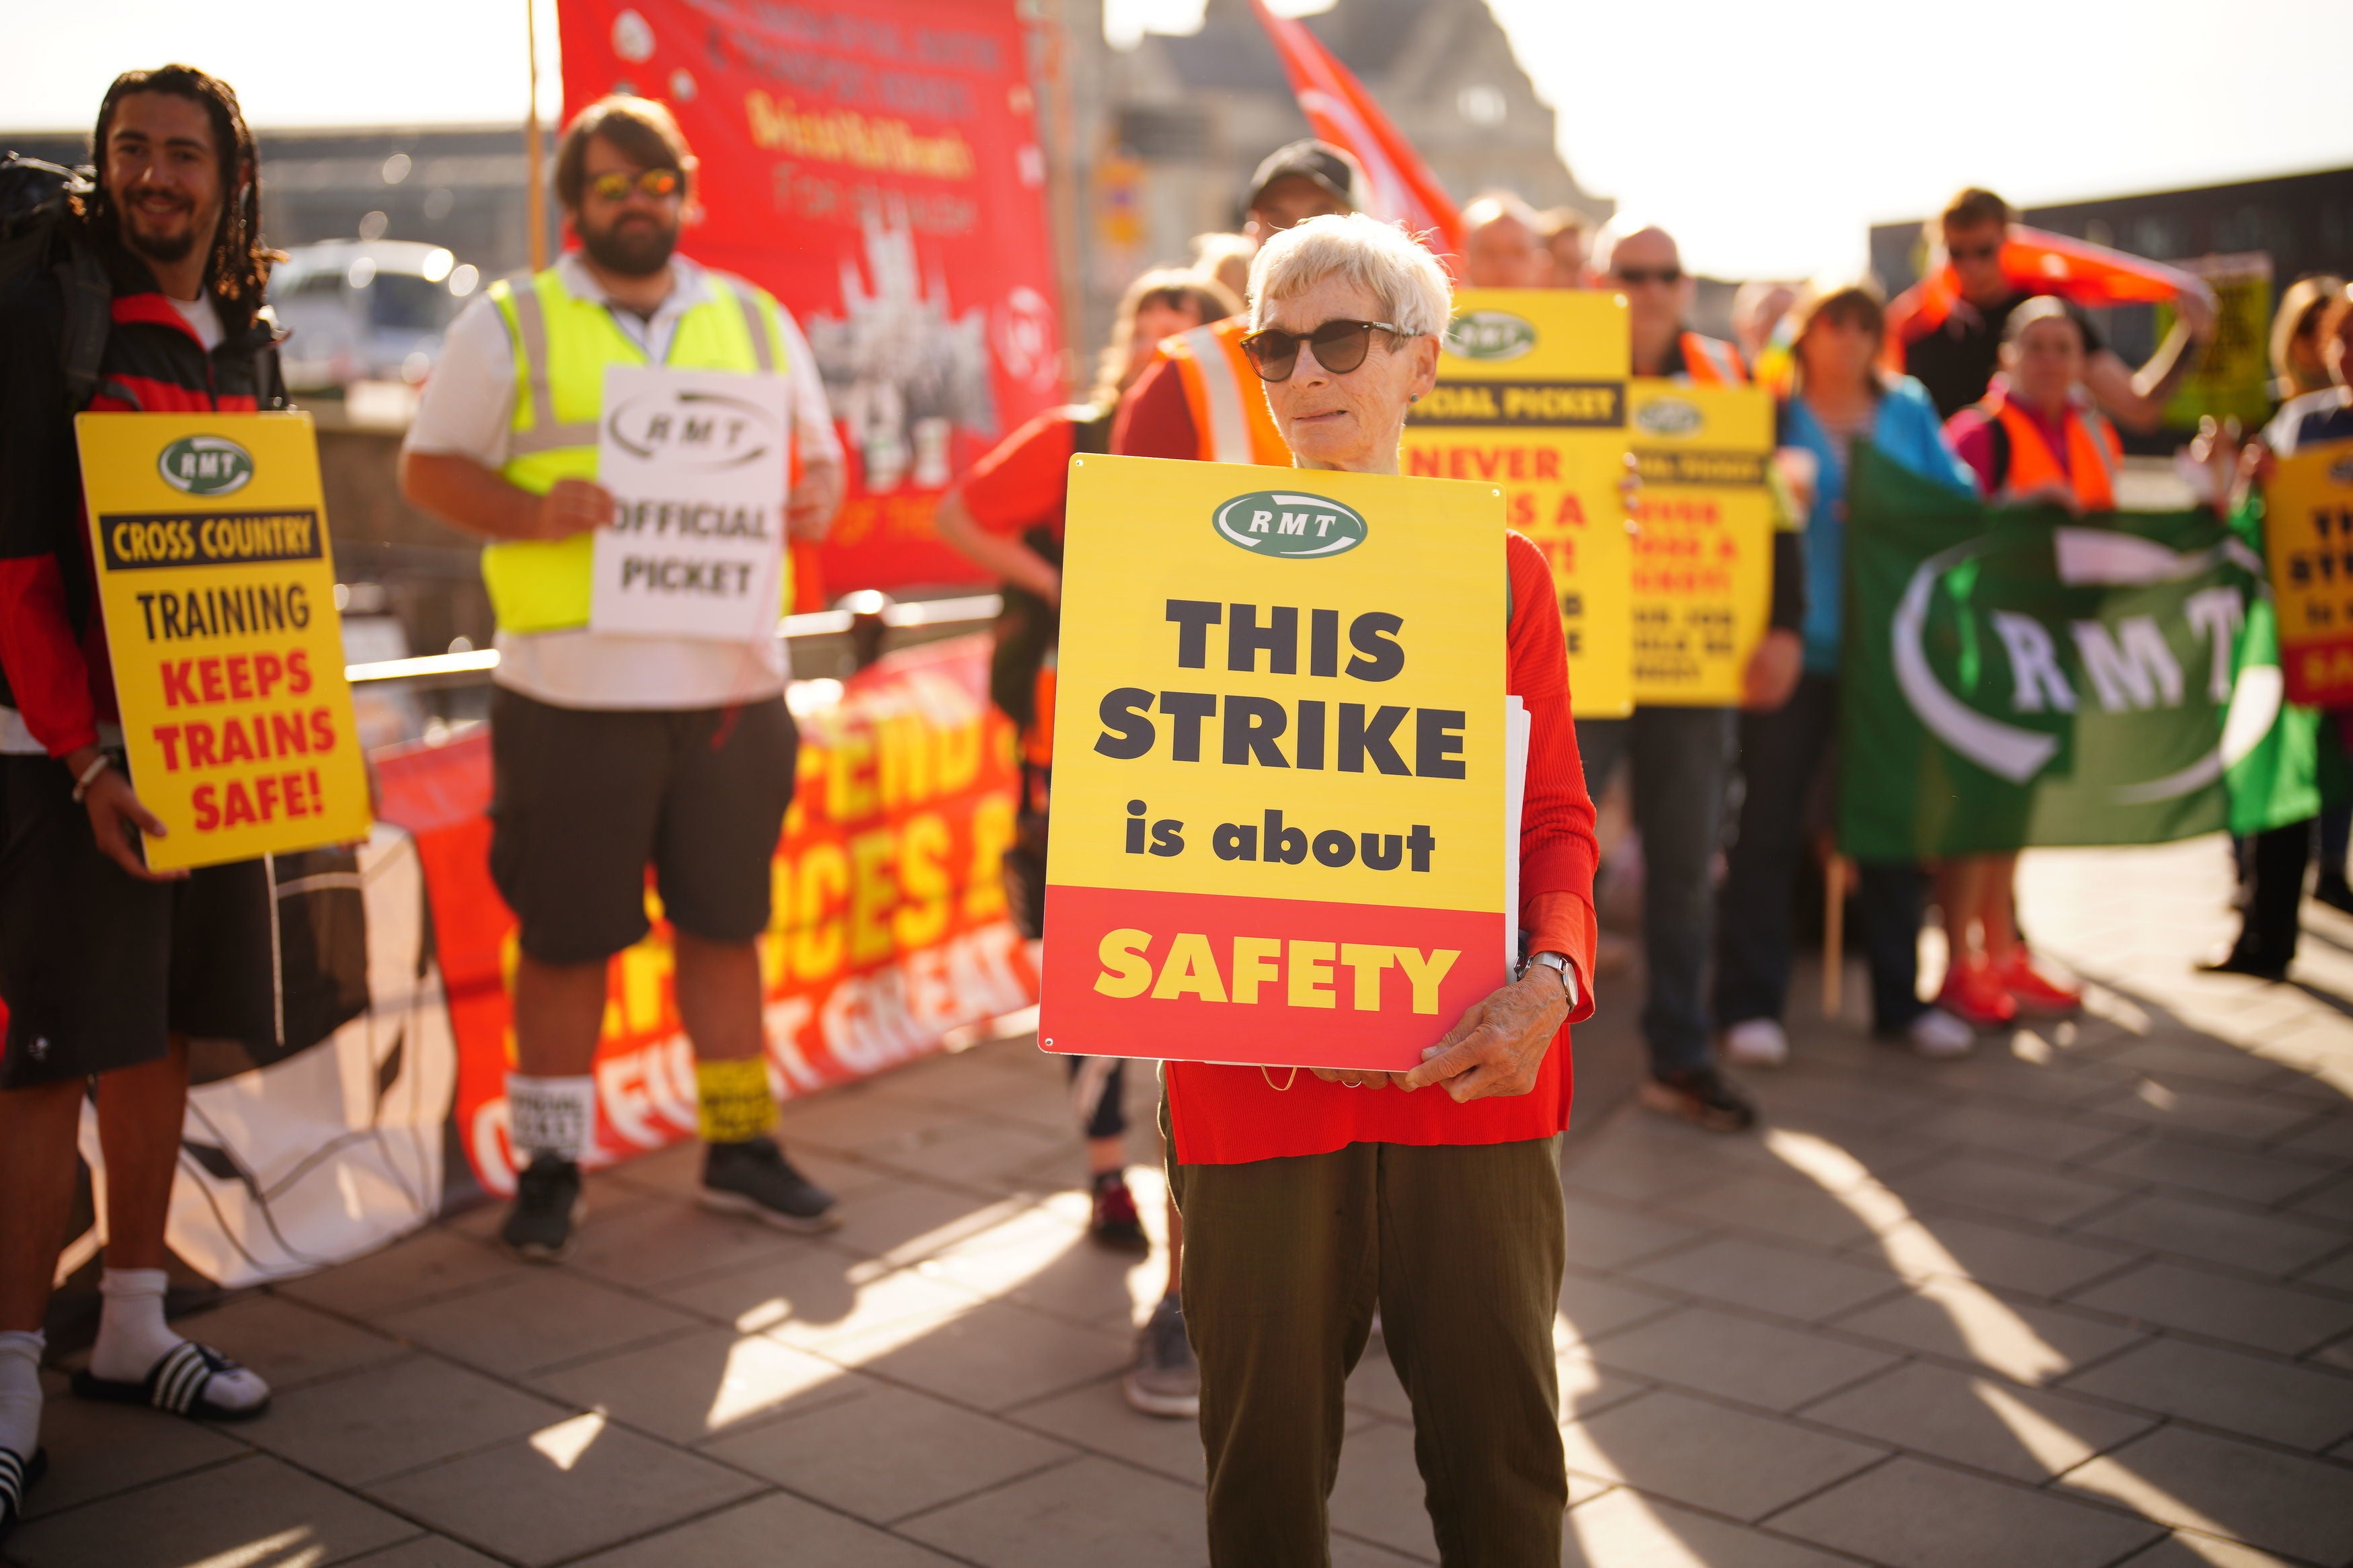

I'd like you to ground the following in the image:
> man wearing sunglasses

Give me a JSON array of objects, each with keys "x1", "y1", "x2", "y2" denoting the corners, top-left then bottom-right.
[
  {"x1": 1113, "y1": 140, "x2": 1367, "y2": 466},
  {"x1": 1585, "y1": 218, "x2": 1807, "y2": 1134},
  {"x1": 400, "y1": 94, "x2": 847, "y2": 1257},
  {"x1": 1902, "y1": 187, "x2": 2211, "y2": 425}
]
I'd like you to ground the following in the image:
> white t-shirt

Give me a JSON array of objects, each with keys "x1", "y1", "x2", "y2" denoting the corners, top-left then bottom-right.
[
  {"x1": 404, "y1": 253, "x2": 844, "y2": 711},
  {"x1": 171, "y1": 293, "x2": 225, "y2": 352}
]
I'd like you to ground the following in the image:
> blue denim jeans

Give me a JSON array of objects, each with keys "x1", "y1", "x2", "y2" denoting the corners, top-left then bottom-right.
[
  {"x1": 1712, "y1": 673, "x2": 1929, "y2": 1036},
  {"x1": 1575, "y1": 706, "x2": 1734, "y2": 1076}
]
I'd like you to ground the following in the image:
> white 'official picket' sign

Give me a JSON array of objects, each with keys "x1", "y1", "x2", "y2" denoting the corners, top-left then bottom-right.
[{"x1": 590, "y1": 365, "x2": 791, "y2": 641}]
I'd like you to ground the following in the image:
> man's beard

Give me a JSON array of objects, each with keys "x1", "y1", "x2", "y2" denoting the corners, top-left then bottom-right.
[
  {"x1": 580, "y1": 215, "x2": 678, "y2": 277},
  {"x1": 117, "y1": 194, "x2": 204, "y2": 264}
]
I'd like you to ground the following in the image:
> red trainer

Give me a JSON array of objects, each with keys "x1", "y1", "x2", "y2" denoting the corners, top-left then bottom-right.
[
  {"x1": 1938, "y1": 955, "x2": 2018, "y2": 1030},
  {"x1": 1997, "y1": 948, "x2": 2082, "y2": 1016}
]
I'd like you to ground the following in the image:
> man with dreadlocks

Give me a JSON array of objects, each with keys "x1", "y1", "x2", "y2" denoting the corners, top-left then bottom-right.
[{"x1": 0, "y1": 65, "x2": 284, "y2": 1536}]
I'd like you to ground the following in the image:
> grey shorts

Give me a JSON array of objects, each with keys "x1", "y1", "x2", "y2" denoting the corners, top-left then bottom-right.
[{"x1": 488, "y1": 688, "x2": 798, "y2": 964}]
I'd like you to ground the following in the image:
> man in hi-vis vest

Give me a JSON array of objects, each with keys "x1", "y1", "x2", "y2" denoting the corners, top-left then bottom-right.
[
  {"x1": 400, "y1": 95, "x2": 846, "y2": 1258},
  {"x1": 1112, "y1": 141, "x2": 1365, "y2": 464}
]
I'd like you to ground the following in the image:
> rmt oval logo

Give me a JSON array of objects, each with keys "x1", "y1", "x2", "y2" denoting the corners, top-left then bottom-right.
[
  {"x1": 1634, "y1": 395, "x2": 1706, "y2": 438},
  {"x1": 1212, "y1": 491, "x2": 1367, "y2": 559},
  {"x1": 157, "y1": 435, "x2": 255, "y2": 497},
  {"x1": 606, "y1": 388, "x2": 779, "y2": 470},
  {"x1": 1445, "y1": 310, "x2": 1537, "y2": 362}
]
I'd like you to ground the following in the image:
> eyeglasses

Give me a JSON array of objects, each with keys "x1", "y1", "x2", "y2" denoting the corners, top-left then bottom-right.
[
  {"x1": 1239, "y1": 319, "x2": 1400, "y2": 381},
  {"x1": 1612, "y1": 266, "x2": 1682, "y2": 286},
  {"x1": 586, "y1": 167, "x2": 682, "y2": 204},
  {"x1": 1949, "y1": 242, "x2": 2001, "y2": 263}
]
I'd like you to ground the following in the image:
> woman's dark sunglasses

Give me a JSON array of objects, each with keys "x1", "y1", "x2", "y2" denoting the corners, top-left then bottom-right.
[
  {"x1": 1612, "y1": 265, "x2": 1683, "y2": 286},
  {"x1": 586, "y1": 167, "x2": 682, "y2": 203},
  {"x1": 1240, "y1": 319, "x2": 1400, "y2": 382}
]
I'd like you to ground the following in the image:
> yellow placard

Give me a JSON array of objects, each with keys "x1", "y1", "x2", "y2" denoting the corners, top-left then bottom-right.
[
  {"x1": 1404, "y1": 288, "x2": 1632, "y2": 717},
  {"x1": 1625, "y1": 380, "x2": 1775, "y2": 706},
  {"x1": 2264, "y1": 440, "x2": 2353, "y2": 708},
  {"x1": 1038, "y1": 454, "x2": 1509, "y2": 1071},
  {"x1": 75, "y1": 412, "x2": 372, "y2": 871}
]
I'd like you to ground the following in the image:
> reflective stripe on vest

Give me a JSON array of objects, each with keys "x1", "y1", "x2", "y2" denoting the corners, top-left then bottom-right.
[
  {"x1": 1988, "y1": 390, "x2": 2118, "y2": 511},
  {"x1": 483, "y1": 265, "x2": 793, "y2": 634},
  {"x1": 1170, "y1": 318, "x2": 1292, "y2": 466},
  {"x1": 1678, "y1": 331, "x2": 1748, "y2": 388}
]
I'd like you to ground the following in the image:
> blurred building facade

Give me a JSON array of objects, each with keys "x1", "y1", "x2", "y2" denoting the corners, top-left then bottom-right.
[{"x1": 1062, "y1": 0, "x2": 1609, "y2": 352}]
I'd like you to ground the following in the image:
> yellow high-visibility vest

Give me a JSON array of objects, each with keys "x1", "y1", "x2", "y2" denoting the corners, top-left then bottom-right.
[{"x1": 482, "y1": 265, "x2": 797, "y2": 633}]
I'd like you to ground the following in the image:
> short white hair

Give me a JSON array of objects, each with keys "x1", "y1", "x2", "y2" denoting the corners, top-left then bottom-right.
[{"x1": 1247, "y1": 213, "x2": 1451, "y2": 339}]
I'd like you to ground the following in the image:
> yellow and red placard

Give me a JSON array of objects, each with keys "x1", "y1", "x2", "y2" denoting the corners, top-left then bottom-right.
[
  {"x1": 75, "y1": 412, "x2": 371, "y2": 871},
  {"x1": 1625, "y1": 380, "x2": 1776, "y2": 706},
  {"x1": 2266, "y1": 440, "x2": 2353, "y2": 707},
  {"x1": 1404, "y1": 288, "x2": 1632, "y2": 716},
  {"x1": 1039, "y1": 454, "x2": 1509, "y2": 1072}
]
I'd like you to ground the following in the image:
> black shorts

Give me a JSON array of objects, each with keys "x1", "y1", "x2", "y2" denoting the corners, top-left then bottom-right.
[
  {"x1": 0, "y1": 755, "x2": 276, "y2": 1089},
  {"x1": 489, "y1": 688, "x2": 799, "y2": 964}
]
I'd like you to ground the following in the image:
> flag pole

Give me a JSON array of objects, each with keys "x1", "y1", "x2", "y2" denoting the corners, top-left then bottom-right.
[{"x1": 525, "y1": 0, "x2": 547, "y2": 274}]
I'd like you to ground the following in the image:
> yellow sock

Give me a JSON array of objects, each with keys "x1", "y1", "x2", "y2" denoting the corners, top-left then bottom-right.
[{"x1": 696, "y1": 1057, "x2": 777, "y2": 1144}]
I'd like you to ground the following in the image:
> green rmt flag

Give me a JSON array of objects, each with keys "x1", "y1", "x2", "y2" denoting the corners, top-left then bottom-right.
[{"x1": 1839, "y1": 446, "x2": 2318, "y2": 860}]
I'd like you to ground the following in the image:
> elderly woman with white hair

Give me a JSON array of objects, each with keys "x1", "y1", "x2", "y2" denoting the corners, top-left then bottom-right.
[{"x1": 1162, "y1": 212, "x2": 1600, "y2": 1565}]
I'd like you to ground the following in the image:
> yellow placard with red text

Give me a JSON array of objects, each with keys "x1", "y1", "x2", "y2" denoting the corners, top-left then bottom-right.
[
  {"x1": 2266, "y1": 441, "x2": 2353, "y2": 707},
  {"x1": 1039, "y1": 454, "x2": 1509, "y2": 1072},
  {"x1": 1404, "y1": 288, "x2": 1632, "y2": 716},
  {"x1": 75, "y1": 412, "x2": 371, "y2": 871},
  {"x1": 1625, "y1": 380, "x2": 1776, "y2": 706}
]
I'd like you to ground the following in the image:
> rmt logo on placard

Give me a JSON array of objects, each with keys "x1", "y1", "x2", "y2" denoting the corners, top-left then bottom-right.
[
  {"x1": 1445, "y1": 311, "x2": 1537, "y2": 362},
  {"x1": 157, "y1": 435, "x2": 255, "y2": 497},
  {"x1": 605, "y1": 388, "x2": 779, "y2": 471},
  {"x1": 1211, "y1": 490, "x2": 1367, "y2": 559}
]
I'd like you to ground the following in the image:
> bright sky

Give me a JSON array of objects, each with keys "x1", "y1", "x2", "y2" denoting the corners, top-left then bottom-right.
[{"x1": 11, "y1": 0, "x2": 2350, "y2": 279}]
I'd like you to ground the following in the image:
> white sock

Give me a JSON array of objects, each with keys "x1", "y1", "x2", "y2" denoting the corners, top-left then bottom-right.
[
  {"x1": 507, "y1": 1074, "x2": 598, "y2": 1165},
  {"x1": 0, "y1": 1330, "x2": 42, "y2": 1461},
  {"x1": 90, "y1": 1269, "x2": 268, "y2": 1415}
]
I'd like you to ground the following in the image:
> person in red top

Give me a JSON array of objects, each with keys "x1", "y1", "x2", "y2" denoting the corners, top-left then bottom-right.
[
  {"x1": 933, "y1": 264, "x2": 1236, "y2": 1420},
  {"x1": 1166, "y1": 212, "x2": 1597, "y2": 1565},
  {"x1": 1935, "y1": 298, "x2": 2104, "y2": 1030},
  {"x1": 0, "y1": 67, "x2": 285, "y2": 1538}
]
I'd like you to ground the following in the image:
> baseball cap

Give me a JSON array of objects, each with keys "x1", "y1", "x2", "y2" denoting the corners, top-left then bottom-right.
[{"x1": 1244, "y1": 140, "x2": 1366, "y2": 215}]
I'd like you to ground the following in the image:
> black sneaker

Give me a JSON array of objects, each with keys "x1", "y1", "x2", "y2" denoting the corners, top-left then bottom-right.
[
  {"x1": 502, "y1": 1154, "x2": 584, "y2": 1262},
  {"x1": 1638, "y1": 1066, "x2": 1757, "y2": 1134},
  {"x1": 701, "y1": 1137, "x2": 840, "y2": 1233},
  {"x1": 1122, "y1": 1294, "x2": 1199, "y2": 1419},
  {"x1": 1088, "y1": 1171, "x2": 1150, "y2": 1253},
  {"x1": 2198, "y1": 946, "x2": 2290, "y2": 981}
]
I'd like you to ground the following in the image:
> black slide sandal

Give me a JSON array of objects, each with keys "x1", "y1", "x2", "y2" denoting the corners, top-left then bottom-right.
[
  {"x1": 71, "y1": 1342, "x2": 269, "y2": 1423},
  {"x1": 0, "y1": 1447, "x2": 46, "y2": 1547}
]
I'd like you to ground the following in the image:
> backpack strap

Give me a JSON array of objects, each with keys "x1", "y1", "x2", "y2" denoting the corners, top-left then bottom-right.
[{"x1": 52, "y1": 241, "x2": 112, "y2": 411}]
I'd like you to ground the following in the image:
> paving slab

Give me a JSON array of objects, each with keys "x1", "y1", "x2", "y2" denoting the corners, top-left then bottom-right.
[
  {"x1": 1797, "y1": 1360, "x2": 2157, "y2": 1482},
  {"x1": 2067, "y1": 1192, "x2": 2352, "y2": 1278},
  {"x1": 1584, "y1": 1305, "x2": 1897, "y2": 1412},
  {"x1": 527, "y1": 1324, "x2": 866, "y2": 1445},
  {"x1": 1854, "y1": 1212, "x2": 2141, "y2": 1299},
  {"x1": 375, "y1": 1269, "x2": 703, "y2": 1378},
  {"x1": 2059, "y1": 1424, "x2": 2353, "y2": 1566},
  {"x1": 2061, "y1": 1335, "x2": 2353, "y2": 1450},
  {"x1": 1555, "y1": 1389, "x2": 1886, "y2": 1521},
  {"x1": 1771, "y1": 1454, "x2": 2163, "y2": 1568},
  {"x1": 366, "y1": 1416, "x2": 764, "y2": 1567},
  {"x1": 893, "y1": 1454, "x2": 1207, "y2": 1568},
  {"x1": 5, "y1": 1453, "x2": 418, "y2": 1568},
  {"x1": 243, "y1": 1352, "x2": 573, "y2": 1486},
  {"x1": 14, "y1": 1386, "x2": 249, "y2": 1520},
  {"x1": 1562, "y1": 1488, "x2": 1859, "y2": 1568},
  {"x1": 1624, "y1": 1235, "x2": 1907, "y2": 1323},
  {"x1": 2067, "y1": 1260, "x2": 2353, "y2": 1356},
  {"x1": 1829, "y1": 1275, "x2": 2147, "y2": 1385},
  {"x1": 276, "y1": 1226, "x2": 528, "y2": 1321},
  {"x1": 188, "y1": 1292, "x2": 409, "y2": 1392},
  {"x1": 701, "y1": 1380, "x2": 1075, "y2": 1523},
  {"x1": 569, "y1": 1490, "x2": 965, "y2": 1568}
]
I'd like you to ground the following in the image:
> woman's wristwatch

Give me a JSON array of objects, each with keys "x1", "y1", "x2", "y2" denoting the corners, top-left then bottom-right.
[{"x1": 1527, "y1": 950, "x2": 1578, "y2": 1007}]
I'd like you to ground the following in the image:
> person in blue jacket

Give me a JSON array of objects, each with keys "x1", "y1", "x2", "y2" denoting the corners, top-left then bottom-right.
[{"x1": 1715, "y1": 280, "x2": 1981, "y2": 1067}]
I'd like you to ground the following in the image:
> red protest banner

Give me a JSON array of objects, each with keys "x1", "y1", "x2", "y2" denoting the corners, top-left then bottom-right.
[
  {"x1": 378, "y1": 634, "x2": 1037, "y2": 1195},
  {"x1": 559, "y1": 0, "x2": 1066, "y2": 595}
]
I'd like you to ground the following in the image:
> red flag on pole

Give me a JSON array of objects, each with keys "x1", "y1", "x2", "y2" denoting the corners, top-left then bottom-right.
[
  {"x1": 1886, "y1": 224, "x2": 2215, "y2": 370},
  {"x1": 1246, "y1": 0, "x2": 1464, "y2": 266}
]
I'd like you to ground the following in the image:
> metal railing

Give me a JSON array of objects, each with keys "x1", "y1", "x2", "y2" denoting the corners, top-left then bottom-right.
[{"x1": 345, "y1": 590, "x2": 1004, "y2": 686}]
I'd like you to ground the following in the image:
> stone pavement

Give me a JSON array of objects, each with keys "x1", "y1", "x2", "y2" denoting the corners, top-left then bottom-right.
[{"x1": 7, "y1": 836, "x2": 2353, "y2": 1568}]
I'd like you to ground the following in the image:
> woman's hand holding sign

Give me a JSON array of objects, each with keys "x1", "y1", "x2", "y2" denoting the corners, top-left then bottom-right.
[
  {"x1": 1400, "y1": 966, "x2": 1570, "y2": 1102},
  {"x1": 67, "y1": 745, "x2": 186, "y2": 883}
]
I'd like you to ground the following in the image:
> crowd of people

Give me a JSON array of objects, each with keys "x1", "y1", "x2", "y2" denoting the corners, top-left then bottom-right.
[{"x1": 0, "y1": 55, "x2": 2346, "y2": 1567}]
